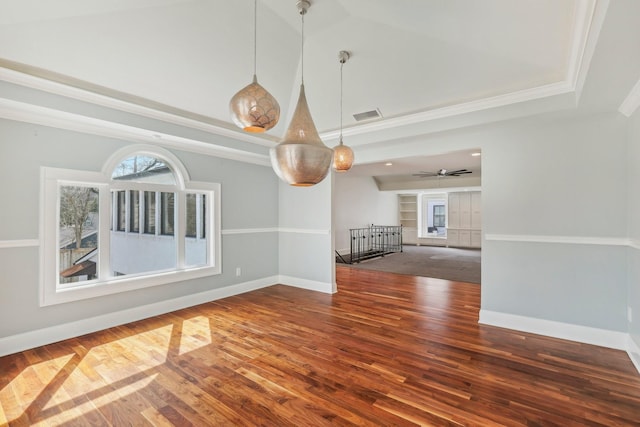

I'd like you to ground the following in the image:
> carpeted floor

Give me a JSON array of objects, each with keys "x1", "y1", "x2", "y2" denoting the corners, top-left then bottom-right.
[{"x1": 339, "y1": 245, "x2": 481, "y2": 284}]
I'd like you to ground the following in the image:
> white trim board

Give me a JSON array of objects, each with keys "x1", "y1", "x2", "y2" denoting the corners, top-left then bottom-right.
[
  {"x1": 485, "y1": 234, "x2": 630, "y2": 246},
  {"x1": 279, "y1": 228, "x2": 331, "y2": 235},
  {"x1": 0, "y1": 63, "x2": 278, "y2": 147},
  {"x1": 0, "y1": 276, "x2": 278, "y2": 357},
  {"x1": 628, "y1": 335, "x2": 640, "y2": 375},
  {"x1": 479, "y1": 310, "x2": 628, "y2": 350},
  {"x1": 221, "y1": 228, "x2": 329, "y2": 235},
  {"x1": 619, "y1": 78, "x2": 640, "y2": 117},
  {"x1": 277, "y1": 275, "x2": 335, "y2": 294},
  {"x1": 222, "y1": 228, "x2": 278, "y2": 235},
  {"x1": 0, "y1": 239, "x2": 39, "y2": 249},
  {"x1": 0, "y1": 98, "x2": 271, "y2": 167}
]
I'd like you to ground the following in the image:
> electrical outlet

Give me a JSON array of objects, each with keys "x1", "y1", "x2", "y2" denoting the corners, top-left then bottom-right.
[
  {"x1": 236, "y1": 267, "x2": 241, "y2": 277},
  {"x1": 628, "y1": 307, "x2": 633, "y2": 323}
]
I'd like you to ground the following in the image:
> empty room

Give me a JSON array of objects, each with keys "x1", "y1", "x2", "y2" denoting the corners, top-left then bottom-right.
[{"x1": 1, "y1": 0, "x2": 640, "y2": 425}]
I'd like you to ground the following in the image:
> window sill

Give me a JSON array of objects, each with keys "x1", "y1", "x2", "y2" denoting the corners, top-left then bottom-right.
[{"x1": 42, "y1": 265, "x2": 220, "y2": 306}]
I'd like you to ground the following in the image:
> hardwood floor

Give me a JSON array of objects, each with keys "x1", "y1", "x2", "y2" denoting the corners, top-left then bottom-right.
[{"x1": 1, "y1": 266, "x2": 640, "y2": 426}]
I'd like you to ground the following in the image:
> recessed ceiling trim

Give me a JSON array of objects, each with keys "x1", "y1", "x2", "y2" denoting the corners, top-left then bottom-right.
[
  {"x1": 0, "y1": 61, "x2": 279, "y2": 148},
  {"x1": 619, "y1": 78, "x2": 640, "y2": 117},
  {"x1": 320, "y1": 80, "x2": 573, "y2": 141},
  {"x1": 0, "y1": 97, "x2": 271, "y2": 166},
  {"x1": 568, "y1": 0, "x2": 609, "y2": 102}
]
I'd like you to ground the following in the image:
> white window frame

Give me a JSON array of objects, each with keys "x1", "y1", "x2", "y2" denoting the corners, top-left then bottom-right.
[
  {"x1": 417, "y1": 193, "x2": 448, "y2": 239},
  {"x1": 40, "y1": 145, "x2": 221, "y2": 306}
]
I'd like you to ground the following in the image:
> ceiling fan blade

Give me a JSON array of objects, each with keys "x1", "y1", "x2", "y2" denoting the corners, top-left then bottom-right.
[{"x1": 446, "y1": 169, "x2": 472, "y2": 176}]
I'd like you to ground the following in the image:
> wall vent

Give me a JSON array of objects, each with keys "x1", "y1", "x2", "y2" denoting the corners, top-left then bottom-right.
[{"x1": 353, "y1": 108, "x2": 382, "y2": 122}]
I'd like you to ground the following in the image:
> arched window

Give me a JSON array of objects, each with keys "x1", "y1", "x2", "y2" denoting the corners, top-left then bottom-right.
[{"x1": 41, "y1": 146, "x2": 220, "y2": 306}]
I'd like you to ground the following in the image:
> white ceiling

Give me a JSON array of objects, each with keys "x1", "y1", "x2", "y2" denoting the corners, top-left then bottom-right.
[{"x1": 0, "y1": 0, "x2": 635, "y2": 187}]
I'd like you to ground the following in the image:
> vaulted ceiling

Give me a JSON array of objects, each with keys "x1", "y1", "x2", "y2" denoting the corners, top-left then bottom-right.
[{"x1": 1, "y1": 0, "x2": 638, "y2": 187}]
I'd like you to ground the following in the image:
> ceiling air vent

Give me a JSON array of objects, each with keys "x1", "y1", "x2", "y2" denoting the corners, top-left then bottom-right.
[{"x1": 353, "y1": 108, "x2": 382, "y2": 122}]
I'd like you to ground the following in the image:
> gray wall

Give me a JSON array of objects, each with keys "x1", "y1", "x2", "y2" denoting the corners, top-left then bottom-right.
[
  {"x1": 333, "y1": 174, "x2": 398, "y2": 253},
  {"x1": 482, "y1": 113, "x2": 629, "y2": 331},
  {"x1": 278, "y1": 176, "x2": 334, "y2": 291},
  {"x1": 340, "y1": 111, "x2": 630, "y2": 334},
  {"x1": 628, "y1": 108, "x2": 640, "y2": 350},
  {"x1": 0, "y1": 118, "x2": 280, "y2": 339}
]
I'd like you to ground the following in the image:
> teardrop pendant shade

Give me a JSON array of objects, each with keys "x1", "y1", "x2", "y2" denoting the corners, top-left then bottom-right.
[
  {"x1": 270, "y1": 84, "x2": 332, "y2": 186},
  {"x1": 230, "y1": 75, "x2": 280, "y2": 133},
  {"x1": 332, "y1": 138, "x2": 354, "y2": 172}
]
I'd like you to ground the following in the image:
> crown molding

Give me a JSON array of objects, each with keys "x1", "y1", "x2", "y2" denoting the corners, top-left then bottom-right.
[
  {"x1": 619, "y1": 78, "x2": 640, "y2": 117},
  {"x1": 321, "y1": 81, "x2": 575, "y2": 141},
  {"x1": 320, "y1": 1, "x2": 605, "y2": 142},
  {"x1": 0, "y1": 1, "x2": 606, "y2": 147},
  {"x1": 0, "y1": 61, "x2": 279, "y2": 148},
  {"x1": 0, "y1": 97, "x2": 271, "y2": 167},
  {"x1": 568, "y1": 0, "x2": 608, "y2": 101}
]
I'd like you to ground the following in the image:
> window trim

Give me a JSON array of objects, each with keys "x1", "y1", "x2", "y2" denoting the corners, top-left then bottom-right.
[
  {"x1": 40, "y1": 145, "x2": 221, "y2": 306},
  {"x1": 417, "y1": 193, "x2": 448, "y2": 239}
]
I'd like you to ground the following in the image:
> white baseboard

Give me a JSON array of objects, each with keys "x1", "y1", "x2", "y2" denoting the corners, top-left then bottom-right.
[
  {"x1": 0, "y1": 276, "x2": 279, "y2": 357},
  {"x1": 278, "y1": 275, "x2": 335, "y2": 294},
  {"x1": 628, "y1": 335, "x2": 640, "y2": 375},
  {"x1": 479, "y1": 309, "x2": 628, "y2": 350}
]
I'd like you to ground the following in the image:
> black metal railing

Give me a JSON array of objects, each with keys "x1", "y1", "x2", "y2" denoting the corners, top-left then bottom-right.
[{"x1": 345, "y1": 225, "x2": 403, "y2": 264}]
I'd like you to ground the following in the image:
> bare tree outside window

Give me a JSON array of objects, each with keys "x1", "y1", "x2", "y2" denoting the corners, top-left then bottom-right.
[
  {"x1": 60, "y1": 186, "x2": 98, "y2": 249},
  {"x1": 59, "y1": 185, "x2": 99, "y2": 284}
]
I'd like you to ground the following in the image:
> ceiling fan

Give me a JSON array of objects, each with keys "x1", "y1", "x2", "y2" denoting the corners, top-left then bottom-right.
[{"x1": 412, "y1": 168, "x2": 472, "y2": 178}]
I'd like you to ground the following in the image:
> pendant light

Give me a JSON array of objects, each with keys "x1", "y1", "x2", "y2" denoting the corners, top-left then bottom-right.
[
  {"x1": 333, "y1": 50, "x2": 354, "y2": 172},
  {"x1": 229, "y1": 0, "x2": 280, "y2": 133},
  {"x1": 270, "y1": 0, "x2": 333, "y2": 186}
]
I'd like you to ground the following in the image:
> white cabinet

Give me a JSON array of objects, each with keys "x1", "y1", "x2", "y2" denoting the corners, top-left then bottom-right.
[
  {"x1": 448, "y1": 193, "x2": 460, "y2": 228},
  {"x1": 471, "y1": 230, "x2": 482, "y2": 248},
  {"x1": 398, "y1": 194, "x2": 417, "y2": 244},
  {"x1": 471, "y1": 192, "x2": 481, "y2": 229},
  {"x1": 459, "y1": 230, "x2": 471, "y2": 247},
  {"x1": 459, "y1": 193, "x2": 471, "y2": 229},
  {"x1": 447, "y1": 229, "x2": 459, "y2": 247},
  {"x1": 447, "y1": 191, "x2": 481, "y2": 248}
]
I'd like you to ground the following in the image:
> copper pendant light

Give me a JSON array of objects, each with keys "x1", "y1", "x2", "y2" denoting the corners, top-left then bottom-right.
[
  {"x1": 229, "y1": 0, "x2": 280, "y2": 133},
  {"x1": 270, "y1": 0, "x2": 332, "y2": 186},
  {"x1": 332, "y1": 50, "x2": 354, "y2": 172}
]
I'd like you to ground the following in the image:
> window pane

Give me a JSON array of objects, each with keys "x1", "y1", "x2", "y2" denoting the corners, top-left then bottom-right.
[
  {"x1": 116, "y1": 190, "x2": 126, "y2": 231},
  {"x1": 201, "y1": 194, "x2": 206, "y2": 239},
  {"x1": 185, "y1": 193, "x2": 207, "y2": 267},
  {"x1": 111, "y1": 190, "x2": 176, "y2": 277},
  {"x1": 161, "y1": 192, "x2": 175, "y2": 236},
  {"x1": 59, "y1": 185, "x2": 99, "y2": 284},
  {"x1": 422, "y1": 196, "x2": 447, "y2": 238},
  {"x1": 144, "y1": 191, "x2": 156, "y2": 234},
  {"x1": 111, "y1": 155, "x2": 176, "y2": 185},
  {"x1": 129, "y1": 190, "x2": 139, "y2": 233},
  {"x1": 186, "y1": 194, "x2": 197, "y2": 238},
  {"x1": 433, "y1": 205, "x2": 445, "y2": 227}
]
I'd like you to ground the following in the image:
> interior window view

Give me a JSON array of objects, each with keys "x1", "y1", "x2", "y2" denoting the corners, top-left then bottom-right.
[{"x1": 2, "y1": 1, "x2": 640, "y2": 426}]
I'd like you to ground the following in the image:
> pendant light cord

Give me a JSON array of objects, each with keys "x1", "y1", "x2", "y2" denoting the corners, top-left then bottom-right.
[
  {"x1": 253, "y1": 0, "x2": 257, "y2": 77},
  {"x1": 339, "y1": 59, "x2": 344, "y2": 144},
  {"x1": 301, "y1": 13, "x2": 305, "y2": 85}
]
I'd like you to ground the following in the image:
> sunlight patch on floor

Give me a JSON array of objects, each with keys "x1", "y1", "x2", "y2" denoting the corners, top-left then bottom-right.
[
  {"x1": 33, "y1": 374, "x2": 158, "y2": 426},
  {"x1": 0, "y1": 354, "x2": 74, "y2": 423},
  {"x1": 43, "y1": 324, "x2": 173, "y2": 410},
  {"x1": 178, "y1": 315, "x2": 212, "y2": 355}
]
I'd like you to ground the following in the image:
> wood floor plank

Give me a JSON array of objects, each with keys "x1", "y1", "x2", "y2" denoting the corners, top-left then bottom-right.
[{"x1": 2, "y1": 266, "x2": 640, "y2": 426}]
